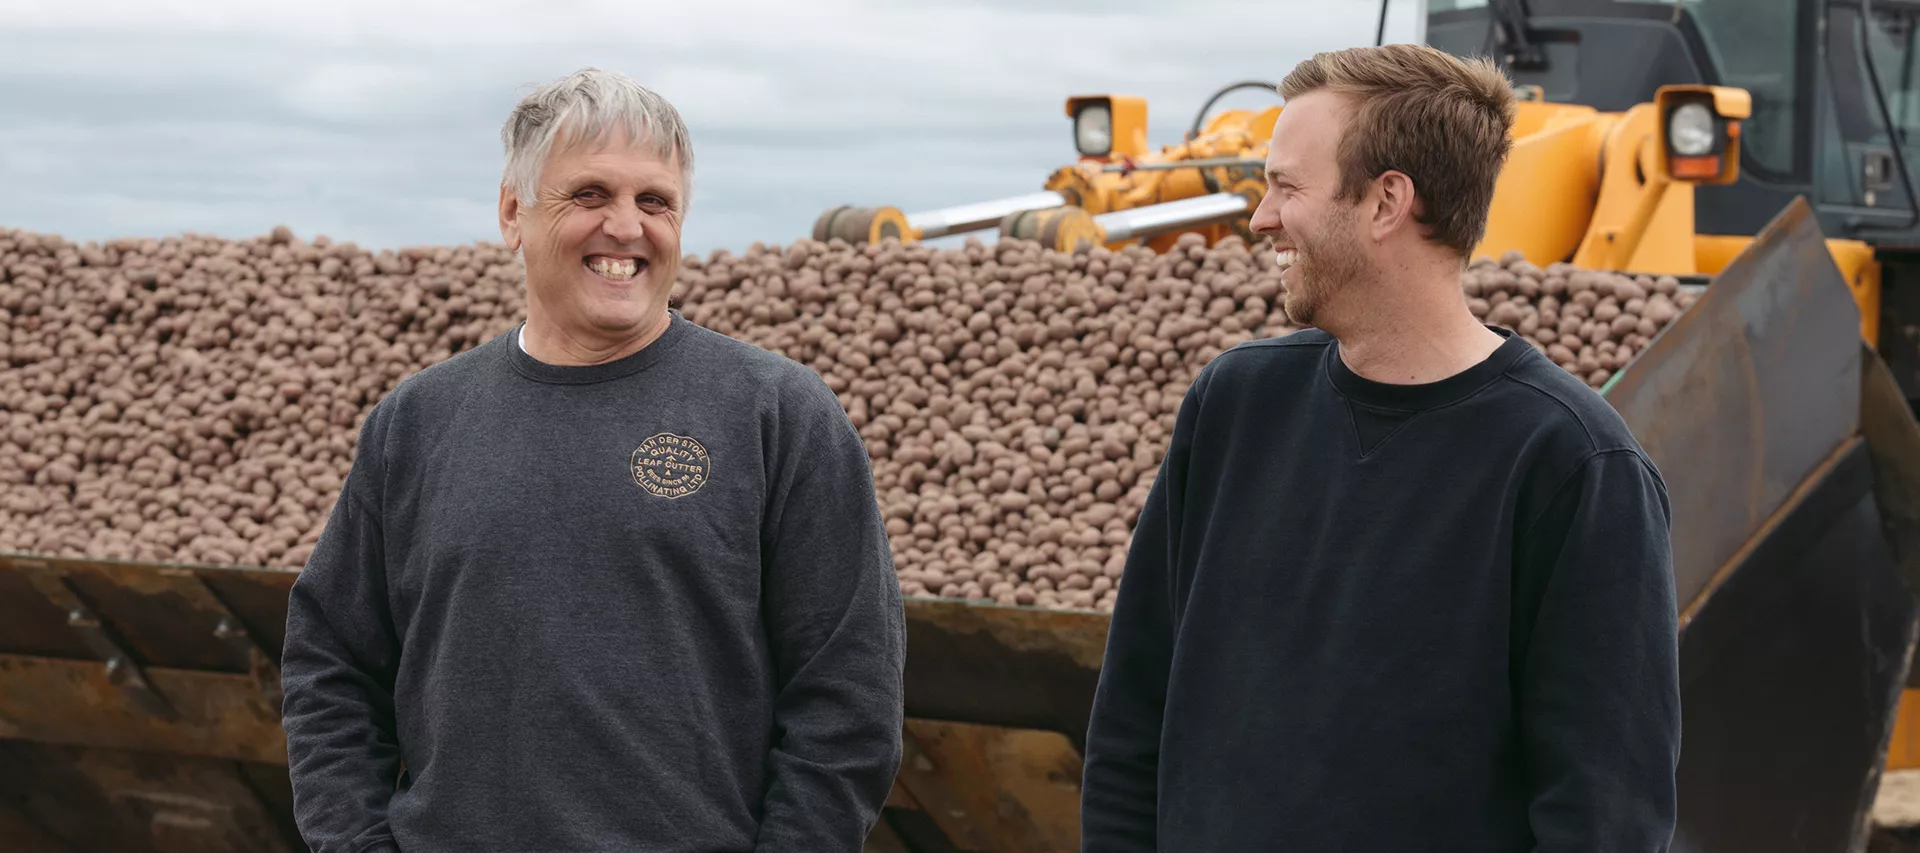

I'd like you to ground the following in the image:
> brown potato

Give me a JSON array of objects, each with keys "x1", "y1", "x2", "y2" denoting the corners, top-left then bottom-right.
[{"x1": 1487, "y1": 301, "x2": 1524, "y2": 328}]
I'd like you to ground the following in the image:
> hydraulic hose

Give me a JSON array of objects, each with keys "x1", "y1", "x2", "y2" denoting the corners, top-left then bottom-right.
[{"x1": 1188, "y1": 81, "x2": 1283, "y2": 141}]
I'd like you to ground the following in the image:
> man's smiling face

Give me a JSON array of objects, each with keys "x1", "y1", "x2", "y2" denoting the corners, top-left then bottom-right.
[
  {"x1": 500, "y1": 124, "x2": 684, "y2": 346},
  {"x1": 1248, "y1": 89, "x2": 1374, "y2": 328}
]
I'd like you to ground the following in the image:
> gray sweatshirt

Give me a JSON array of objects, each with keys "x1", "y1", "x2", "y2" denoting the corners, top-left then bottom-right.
[{"x1": 281, "y1": 311, "x2": 906, "y2": 853}]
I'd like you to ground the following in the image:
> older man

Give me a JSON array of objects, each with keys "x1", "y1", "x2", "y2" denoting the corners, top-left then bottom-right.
[
  {"x1": 281, "y1": 68, "x2": 906, "y2": 853},
  {"x1": 1080, "y1": 45, "x2": 1680, "y2": 851}
]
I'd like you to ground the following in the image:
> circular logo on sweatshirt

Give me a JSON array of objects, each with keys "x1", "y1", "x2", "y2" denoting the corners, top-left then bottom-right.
[{"x1": 631, "y1": 433, "x2": 712, "y2": 499}]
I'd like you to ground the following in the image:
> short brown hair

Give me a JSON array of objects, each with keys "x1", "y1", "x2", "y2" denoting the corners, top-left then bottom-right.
[{"x1": 1278, "y1": 44, "x2": 1517, "y2": 257}]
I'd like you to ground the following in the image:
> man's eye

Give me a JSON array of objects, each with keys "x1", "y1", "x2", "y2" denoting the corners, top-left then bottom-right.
[{"x1": 575, "y1": 190, "x2": 607, "y2": 204}]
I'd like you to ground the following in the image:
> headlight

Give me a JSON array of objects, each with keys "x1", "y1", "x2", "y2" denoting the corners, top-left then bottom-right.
[
  {"x1": 1075, "y1": 104, "x2": 1112, "y2": 156},
  {"x1": 1668, "y1": 102, "x2": 1716, "y2": 156}
]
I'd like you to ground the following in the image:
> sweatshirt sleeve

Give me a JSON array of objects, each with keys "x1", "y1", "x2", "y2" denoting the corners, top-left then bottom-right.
[
  {"x1": 281, "y1": 428, "x2": 405, "y2": 853},
  {"x1": 753, "y1": 378, "x2": 906, "y2": 852},
  {"x1": 1079, "y1": 365, "x2": 1209, "y2": 852},
  {"x1": 1515, "y1": 448, "x2": 1681, "y2": 852}
]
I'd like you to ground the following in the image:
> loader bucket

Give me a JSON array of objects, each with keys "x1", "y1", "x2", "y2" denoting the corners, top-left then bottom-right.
[
  {"x1": 0, "y1": 556, "x2": 301, "y2": 851},
  {"x1": 1602, "y1": 197, "x2": 1920, "y2": 853}
]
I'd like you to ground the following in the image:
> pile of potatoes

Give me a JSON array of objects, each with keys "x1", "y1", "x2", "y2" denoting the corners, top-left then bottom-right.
[
  {"x1": 1467, "y1": 250, "x2": 1697, "y2": 388},
  {"x1": 678, "y1": 233, "x2": 1298, "y2": 611},
  {"x1": 0, "y1": 225, "x2": 1692, "y2": 612},
  {"x1": 0, "y1": 226, "x2": 527, "y2": 571}
]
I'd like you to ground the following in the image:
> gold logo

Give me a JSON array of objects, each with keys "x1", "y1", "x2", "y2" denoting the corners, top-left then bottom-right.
[{"x1": 631, "y1": 433, "x2": 712, "y2": 499}]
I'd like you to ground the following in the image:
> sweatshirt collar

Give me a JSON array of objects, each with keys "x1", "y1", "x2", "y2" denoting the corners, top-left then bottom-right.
[
  {"x1": 1324, "y1": 324, "x2": 1531, "y2": 411},
  {"x1": 507, "y1": 310, "x2": 693, "y2": 385}
]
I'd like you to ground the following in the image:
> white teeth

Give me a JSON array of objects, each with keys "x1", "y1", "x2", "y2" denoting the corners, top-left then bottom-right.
[
  {"x1": 588, "y1": 257, "x2": 639, "y2": 280},
  {"x1": 1275, "y1": 249, "x2": 1297, "y2": 270}
]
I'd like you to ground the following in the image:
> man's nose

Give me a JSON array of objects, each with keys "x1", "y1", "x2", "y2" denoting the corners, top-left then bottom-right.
[
  {"x1": 603, "y1": 201, "x2": 646, "y2": 243},
  {"x1": 1249, "y1": 194, "x2": 1280, "y2": 235}
]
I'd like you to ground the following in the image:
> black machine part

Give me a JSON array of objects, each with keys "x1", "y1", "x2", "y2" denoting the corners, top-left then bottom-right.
[
  {"x1": 1858, "y1": 0, "x2": 1920, "y2": 231},
  {"x1": 1186, "y1": 81, "x2": 1281, "y2": 142}
]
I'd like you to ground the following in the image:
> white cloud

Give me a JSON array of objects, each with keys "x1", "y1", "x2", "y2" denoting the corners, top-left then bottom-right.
[
  {"x1": 282, "y1": 61, "x2": 465, "y2": 124},
  {"x1": 0, "y1": 0, "x2": 1425, "y2": 255}
]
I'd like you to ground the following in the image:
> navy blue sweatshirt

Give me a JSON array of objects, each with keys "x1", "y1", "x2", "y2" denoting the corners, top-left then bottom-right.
[
  {"x1": 280, "y1": 312, "x2": 906, "y2": 853},
  {"x1": 1080, "y1": 326, "x2": 1680, "y2": 851}
]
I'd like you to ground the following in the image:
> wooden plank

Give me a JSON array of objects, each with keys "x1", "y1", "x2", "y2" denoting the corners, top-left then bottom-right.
[
  {"x1": 0, "y1": 654, "x2": 285, "y2": 765},
  {"x1": 894, "y1": 719, "x2": 1083, "y2": 853},
  {"x1": 0, "y1": 797, "x2": 76, "y2": 853},
  {"x1": 0, "y1": 566, "x2": 91, "y2": 660},
  {"x1": 885, "y1": 778, "x2": 921, "y2": 811},
  {"x1": 0, "y1": 555, "x2": 297, "y2": 672},
  {"x1": 903, "y1": 597, "x2": 1109, "y2": 749},
  {"x1": 0, "y1": 740, "x2": 153, "y2": 852},
  {"x1": 0, "y1": 741, "x2": 297, "y2": 853},
  {"x1": 863, "y1": 815, "x2": 913, "y2": 853},
  {"x1": 234, "y1": 762, "x2": 302, "y2": 851},
  {"x1": 199, "y1": 570, "x2": 298, "y2": 662},
  {"x1": 64, "y1": 746, "x2": 298, "y2": 853}
]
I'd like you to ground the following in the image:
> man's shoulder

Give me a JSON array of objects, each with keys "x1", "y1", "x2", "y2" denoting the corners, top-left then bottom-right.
[
  {"x1": 1191, "y1": 327, "x2": 1334, "y2": 394},
  {"x1": 1487, "y1": 347, "x2": 1669, "y2": 511},
  {"x1": 343, "y1": 331, "x2": 510, "y2": 486},
  {"x1": 369, "y1": 331, "x2": 507, "y2": 424},
  {"x1": 1221, "y1": 327, "x2": 1338, "y2": 360},
  {"x1": 679, "y1": 320, "x2": 846, "y2": 421},
  {"x1": 1495, "y1": 347, "x2": 1644, "y2": 457},
  {"x1": 681, "y1": 319, "x2": 808, "y2": 378}
]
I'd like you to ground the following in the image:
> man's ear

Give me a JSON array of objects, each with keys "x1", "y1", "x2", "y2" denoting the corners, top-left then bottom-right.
[
  {"x1": 1371, "y1": 170, "x2": 1419, "y2": 241},
  {"x1": 499, "y1": 183, "x2": 523, "y2": 252}
]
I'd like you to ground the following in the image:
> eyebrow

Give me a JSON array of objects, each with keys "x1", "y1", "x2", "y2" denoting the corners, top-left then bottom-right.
[
  {"x1": 1266, "y1": 168, "x2": 1293, "y2": 184},
  {"x1": 565, "y1": 179, "x2": 679, "y2": 203}
]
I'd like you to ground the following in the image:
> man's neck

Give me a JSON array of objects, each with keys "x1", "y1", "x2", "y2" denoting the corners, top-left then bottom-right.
[
  {"x1": 520, "y1": 310, "x2": 671, "y2": 367},
  {"x1": 1326, "y1": 270, "x2": 1506, "y2": 386}
]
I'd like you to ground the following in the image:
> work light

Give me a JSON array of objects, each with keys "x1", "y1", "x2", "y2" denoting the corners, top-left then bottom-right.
[
  {"x1": 1075, "y1": 103, "x2": 1112, "y2": 157},
  {"x1": 1668, "y1": 102, "x2": 1716, "y2": 157}
]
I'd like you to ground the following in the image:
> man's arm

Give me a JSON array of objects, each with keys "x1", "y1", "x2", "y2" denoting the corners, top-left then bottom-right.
[
  {"x1": 754, "y1": 377, "x2": 907, "y2": 852},
  {"x1": 282, "y1": 463, "x2": 405, "y2": 853},
  {"x1": 1079, "y1": 366, "x2": 1208, "y2": 852},
  {"x1": 1515, "y1": 448, "x2": 1681, "y2": 852}
]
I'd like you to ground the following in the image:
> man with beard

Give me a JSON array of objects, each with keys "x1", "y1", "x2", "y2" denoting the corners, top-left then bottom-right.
[
  {"x1": 1078, "y1": 44, "x2": 1679, "y2": 852},
  {"x1": 280, "y1": 68, "x2": 905, "y2": 852}
]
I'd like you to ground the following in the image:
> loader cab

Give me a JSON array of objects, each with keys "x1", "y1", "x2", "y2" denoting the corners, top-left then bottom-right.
[
  {"x1": 1428, "y1": 0, "x2": 1920, "y2": 397},
  {"x1": 1428, "y1": 0, "x2": 1920, "y2": 244}
]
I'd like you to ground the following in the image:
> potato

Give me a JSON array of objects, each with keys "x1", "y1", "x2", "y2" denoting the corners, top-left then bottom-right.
[{"x1": 1487, "y1": 301, "x2": 1525, "y2": 328}]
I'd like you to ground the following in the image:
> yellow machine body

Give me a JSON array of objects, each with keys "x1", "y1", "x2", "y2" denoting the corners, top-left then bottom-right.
[
  {"x1": 1039, "y1": 105, "x2": 1277, "y2": 253},
  {"x1": 989, "y1": 81, "x2": 1887, "y2": 345},
  {"x1": 816, "y1": 77, "x2": 1886, "y2": 359}
]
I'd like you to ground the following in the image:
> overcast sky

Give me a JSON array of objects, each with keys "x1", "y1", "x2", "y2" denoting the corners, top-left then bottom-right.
[{"x1": 0, "y1": 0, "x2": 1427, "y2": 258}]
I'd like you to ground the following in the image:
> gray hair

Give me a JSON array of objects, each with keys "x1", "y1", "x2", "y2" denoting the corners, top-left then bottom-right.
[{"x1": 500, "y1": 67, "x2": 695, "y2": 214}]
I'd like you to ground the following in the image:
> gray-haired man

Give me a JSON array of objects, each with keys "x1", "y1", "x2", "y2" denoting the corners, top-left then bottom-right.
[{"x1": 280, "y1": 67, "x2": 906, "y2": 852}]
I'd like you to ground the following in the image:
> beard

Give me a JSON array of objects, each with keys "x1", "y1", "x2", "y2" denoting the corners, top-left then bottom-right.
[{"x1": 1280, "y1": 206, "x2": 1369, "y2": 328}]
